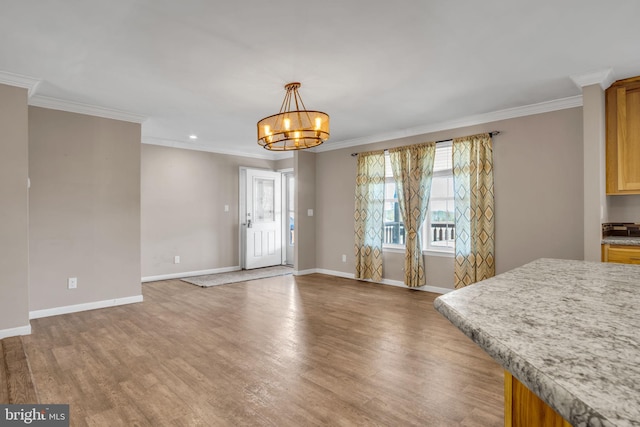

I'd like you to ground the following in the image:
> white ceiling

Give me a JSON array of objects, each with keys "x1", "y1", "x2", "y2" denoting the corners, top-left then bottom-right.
[{"x1": 1, "y1": 0, "x2": 639, "y2": 159}]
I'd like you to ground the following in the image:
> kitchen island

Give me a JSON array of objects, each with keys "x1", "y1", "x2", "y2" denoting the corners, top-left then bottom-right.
[{"x1": 434, "y1": 258, "x2": 640, "y2": 427}]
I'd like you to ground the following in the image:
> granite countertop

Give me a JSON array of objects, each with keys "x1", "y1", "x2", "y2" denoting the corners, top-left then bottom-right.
[
  {"x1": 602, "y1": 236, "x2": 640, "y2": 246},
  {"x1": 434, "y1": 258, "x2": 640, "y2": 427}
]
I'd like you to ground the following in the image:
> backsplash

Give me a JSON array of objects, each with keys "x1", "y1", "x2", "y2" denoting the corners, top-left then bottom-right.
[{"x1": 602, "y1": 223, "x2": 640, "y2": 237}]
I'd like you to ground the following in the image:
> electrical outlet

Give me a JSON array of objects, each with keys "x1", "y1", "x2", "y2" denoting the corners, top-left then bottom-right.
[
  {"x1": 68, "y1": 277, "x2": 77, "y2": 289},
  {"x1": 174, "y1": 255, "x2": 180, "y2": 264},
  {"x1": 342, "y1": 254, "x2": 347, "y2": 262}
]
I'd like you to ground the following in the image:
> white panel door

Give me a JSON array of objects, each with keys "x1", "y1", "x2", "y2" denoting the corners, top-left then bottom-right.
[{"x1": 243, "y1": 169, "x2": 282, "y2": 269}]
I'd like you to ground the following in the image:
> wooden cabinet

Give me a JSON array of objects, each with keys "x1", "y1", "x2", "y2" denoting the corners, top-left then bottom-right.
[
  {"x1": 601, "y1": 244, "x2": 640, "y2": 264},
  {"x1": 606, "y1": 76, "x2": 640, "y2": 195},
  {"x1": 504, "y1": 371, "x2": 570, "y2": 427}
]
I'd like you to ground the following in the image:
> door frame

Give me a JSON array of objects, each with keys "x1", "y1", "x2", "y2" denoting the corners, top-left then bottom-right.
[
  {"x1": 239, "y1": 167, "x2": 288, "y2": 269},
  {"x1": 281, "y1": 169, "x2": 294, "y2": 266}
]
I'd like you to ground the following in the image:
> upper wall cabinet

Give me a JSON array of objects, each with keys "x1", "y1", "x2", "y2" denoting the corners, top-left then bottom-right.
[{"x1": 606, "y1": 76, "x2": 640, "y2": 195}]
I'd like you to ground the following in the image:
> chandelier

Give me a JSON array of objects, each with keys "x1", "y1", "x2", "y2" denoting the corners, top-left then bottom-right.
[{"x1": 257, "y1": 82, "x2": 330, "y2": 151}]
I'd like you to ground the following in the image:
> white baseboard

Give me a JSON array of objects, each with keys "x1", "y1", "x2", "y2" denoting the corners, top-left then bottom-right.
[
  {"x1": 293, "y1": 269, "x2": 317, "y2": 276},
  {"x1": 142, "y1": 265, "x2": 453, "y2": 294},
  {"x1": 314, "y1": 269, "x2": 355, "y2": 279},
  {"x1": 314, "y1": 268, "x2": 453, "y2": 294},
  {"x1": 29, "y1": 295, "x2": 144, "y2": 320},
  {"x1": 0, "y1": 324, "x2": 32, "y2": 339},
  {"x1": 141, "y1": 266, "x2": 241, "y2": 283},
  {"x1": 379, "y1": 278, "x2": 454, "y2": 294}
]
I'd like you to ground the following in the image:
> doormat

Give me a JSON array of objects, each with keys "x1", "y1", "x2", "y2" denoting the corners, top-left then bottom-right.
[{"x1": 181, "y1": 265, "x2": 294, "y2": 288}]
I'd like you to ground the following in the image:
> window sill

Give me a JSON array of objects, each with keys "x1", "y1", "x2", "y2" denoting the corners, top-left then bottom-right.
[
  {"x1": 382, "y1": 245, "x2": 455, "y2": 258},
  {"x1": 423, "y1": 249, "x2": 455, "y2": 258},
  {"x1": 382, "y1": 245, "x2": 405, "y2": 254}
]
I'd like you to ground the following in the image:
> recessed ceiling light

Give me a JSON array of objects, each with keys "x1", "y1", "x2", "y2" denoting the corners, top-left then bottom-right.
[{"x1": 189, "y1": 134, "x2": 198, "y2": 140}]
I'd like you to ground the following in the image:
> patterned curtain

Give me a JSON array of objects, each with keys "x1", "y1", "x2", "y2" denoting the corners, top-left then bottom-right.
[
  {"x1": 354, "y1": 150, "x2": 385, "y2": 282},
  {"x1": 389, "y1": 143, "x2": 436, "y2": 288},
  {"x1": 452, "y1": 133, "x2": 495, "y2": 288}
]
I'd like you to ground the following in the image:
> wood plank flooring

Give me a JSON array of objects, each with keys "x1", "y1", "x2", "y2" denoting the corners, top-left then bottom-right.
[
  {"x1": 23, "y1": 274, "x2": 503, "y2": 426},
  {"x1": 1, "y1": 336, "x2": 39, "y2": 404},
  {"x1": 0, "y1": 340, "x2": 7, "y2": 404}
]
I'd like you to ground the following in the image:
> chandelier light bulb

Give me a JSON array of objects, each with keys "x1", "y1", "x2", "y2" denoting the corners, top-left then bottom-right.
[{"x1": 257, "y1": 82, "x2": 330, "y2": 151}]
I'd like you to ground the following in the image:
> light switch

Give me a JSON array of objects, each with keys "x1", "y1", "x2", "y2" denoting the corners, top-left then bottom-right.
[
  {"x1": 307, "y1": 209, "x2": 314, "y2": 217},
  {"x1": 224, "y1": 205, "x2": 229, "y2": 212}
]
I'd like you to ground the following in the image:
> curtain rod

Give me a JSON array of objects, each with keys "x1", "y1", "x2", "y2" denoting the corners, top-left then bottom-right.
[{"x1": 350, "y1": 131, "x2": 501, "y2": 157}]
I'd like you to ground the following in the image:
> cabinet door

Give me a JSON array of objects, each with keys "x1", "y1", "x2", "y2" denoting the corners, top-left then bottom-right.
[
  {"x1": 616, "y1": 86, "x2": 640, "y2": 191},
  {"x1": 607, "y1": 76, "x2": 640, "y2": 194},
  {"x1": 602, "y1": 244, "x2": 640, "y2": 264},
  {"x1": 504, "y1": 371, "x2": 571, "y2": 427}
]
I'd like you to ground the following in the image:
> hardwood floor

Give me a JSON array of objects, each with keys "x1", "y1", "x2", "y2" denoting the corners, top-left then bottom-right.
[
  {"x1": 1, "y1": 336, "x2": 39, "y2": 404},
  {"x1": 23, "y1": 274, "x2": 503, "y2": 426}
]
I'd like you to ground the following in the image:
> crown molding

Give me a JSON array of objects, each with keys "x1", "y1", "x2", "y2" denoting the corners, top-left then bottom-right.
[
  {"x1": 570, "y1": 68, "x2": 615, "y2": 90},
  {"x1": 314, "y1": 95, "x2": 583, "y2": 153},
  {"x1": 141, "y1": 136, "x2": 292, "y2": 161},
  {"x1": 29, "y1": 95, "x2": 146, "y2": 123},
  {"x1": 0, "y1": 70, "x2": 41, "y2": 97}
]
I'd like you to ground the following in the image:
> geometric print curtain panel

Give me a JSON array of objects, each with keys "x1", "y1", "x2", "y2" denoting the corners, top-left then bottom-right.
[
  {"x1": 389, "y1": 142, "x2": 436, "y2": 288},
  {"x1": 452, "y1": 133, "x2": 495, "y2": 288},
  {"x1": 354, "y1": 150, "x2": 386, "y2": 282}
]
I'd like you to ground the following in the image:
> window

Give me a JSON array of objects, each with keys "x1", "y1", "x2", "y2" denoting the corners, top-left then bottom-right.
[
  {"x1": 382, "y1": 141, "x2": 455, "y2": 252},
  {"x1": 383, "y1": 153, "x2": 404, "y2": 246}
]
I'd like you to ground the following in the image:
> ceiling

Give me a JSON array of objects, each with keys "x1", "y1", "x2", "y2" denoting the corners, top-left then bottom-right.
[{"x1": 1, "y1": 0, "x2": 640, "y2": 160}]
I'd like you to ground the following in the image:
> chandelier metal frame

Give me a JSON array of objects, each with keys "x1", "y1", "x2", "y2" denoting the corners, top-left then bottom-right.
[{"x1": 257, "y1": 82, "x2": 330, "y2": 151}]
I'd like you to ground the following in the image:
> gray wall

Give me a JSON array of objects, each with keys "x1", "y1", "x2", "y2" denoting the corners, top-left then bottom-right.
[
  {"x1": 29, "y1": 107, "x2": 142, "y2": 311},
  {"x1": 0, "y1": 84, "x2": 30, "y2": 333},
  {"x1": 141, "y1": 144, "x2": 274, "y2": 278},
  {"x1": 315, "y1": 107, "x2": 585, "y2": 289},
  {"x1": 608, "y1": 195, "x2": 640, "y2": 222},
  {"x1": 294, "y1": 151, "x2": 317, "y2": 272},
  {"x1": 274, "y1": 156, "x2": 294, "y2": 171},
  {"x1": 582, "y1": 84, "x2": 607, "y2": 261}
]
